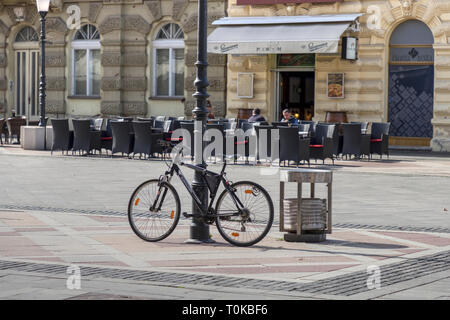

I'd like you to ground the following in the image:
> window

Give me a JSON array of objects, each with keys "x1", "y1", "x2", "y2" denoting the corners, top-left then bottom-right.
[
  {"x1": 15, "y1": 27, "x2": 39, "y2": 42},
  {"x1": 72, "y1": 25, "x2": 101, "y2": 96},
  {"x1": 153, "y1": 23, "x2": 184, "y2": 97}
]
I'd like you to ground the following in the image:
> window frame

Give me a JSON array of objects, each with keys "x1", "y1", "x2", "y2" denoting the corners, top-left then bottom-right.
[
  {"x1": 152, "y1": 27, "x2": 185, "y2": 98},
  {"x1": 71, "y1": 27, "x2": 101, "y2": 97}
]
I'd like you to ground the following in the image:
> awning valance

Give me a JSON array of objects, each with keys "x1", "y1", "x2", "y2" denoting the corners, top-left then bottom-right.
[{"x1": 207, "y1": 14, "x2": 362, "y2": 55}]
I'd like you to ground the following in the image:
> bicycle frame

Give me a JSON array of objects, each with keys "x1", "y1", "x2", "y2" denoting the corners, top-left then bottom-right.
[{"x1": 156, "y1": 159, "x2": 246, "y2": 218}]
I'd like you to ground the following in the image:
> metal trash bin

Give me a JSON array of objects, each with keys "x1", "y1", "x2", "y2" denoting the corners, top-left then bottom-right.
[{"x1": 280, "y1": 169, "x2": 332, "y2": 242}]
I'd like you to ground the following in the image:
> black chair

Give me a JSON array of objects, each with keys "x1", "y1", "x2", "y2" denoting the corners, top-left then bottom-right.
[
  {"x1": 242, "y1": 121, "x2": 254, "y2": 133},
  {"x1": 341, "y1": 123, "x2": 370, "y2": 160},
  {"x1": 300, "y1": 120, "x2": 317, "y2": 135},
  {"x1": 93, "y1": 118, "x2": 104, "y2": 131},
  {"x1": 6, "y1": 117, "x2": 26, "y2": 144},
  {"x1": 319, "y1": 123, "x2": 340, "y2": 157},
  {"x1": 278, "y1": 127, "x2": 310, "y2": 167},
  {"x1": 132, "y1": 121, "x2": 154, "y2": 159},
  {"x1": 309, "y1": 124, "x2": 335, "y2": 164},
  {"x1": 110, "y1": 121, "x2": 134, "y2": 157},
  {"x1": 298, "y1": 123, "x2": 310, "y2": 133},
  {"x1": 271, "y1": 121, "x2": 289, "y2": 127},
  {"x1": 154, "y1": 119, "x2": 165, "y2": 130},
  {"x1": 171, "y1": 119, "x2": 183, "y2": 132},
  {"x1": 205, "y1": 123, "x2": 226, "y2": 162},
  {"x1": 137, "y1": 117, "x2": 155, "y2": 128},
  {"x1": 72, "y1": 119, "x2": 97, "y2": 155},
  {"x1": 120, "y1": 117, "x2": 134, "y2": 122},
  {"x1": 237, "y1": 119, "x2": 248, "y2": 129},
  {"x1": 136, "y1": 117, "x2": 153, "y2": 122},
  {"x1": 224, "y1": 121, "x2": 236, "y2": 131},
  {"x1": 351, "y1": 121, "x2": 369, "y2": 133},
  {"x1": 370, "y1": 122, "x2": 390, "y2": 159},
  {"x1": 254, "y1": 125, "x2": 275, "y2": 163},
  {"x1": 101, "y1": 119, "x2": 114, "y2": 155},
  {"x1": 50, "y1": 119, "x2": 73, "y2": 155},
  {"x1": 163, "y1": 120, "x2": 173, "y2": 133},
  {"x1": 0, "y1": 118, "x2": 6, "y2": 144}
]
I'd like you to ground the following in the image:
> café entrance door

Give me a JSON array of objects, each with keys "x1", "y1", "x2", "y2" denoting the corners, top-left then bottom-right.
[{"x1": 278, "y1": 71, "x2": 315, "y2": 121}]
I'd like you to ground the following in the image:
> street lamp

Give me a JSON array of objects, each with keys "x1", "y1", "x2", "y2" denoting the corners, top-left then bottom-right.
[
  {"x1": 185, "y1": 0, "x2": 213, "y2": 244},
  {"x1": 36, "y1": 0, "x2": 50, "y2": 130}
]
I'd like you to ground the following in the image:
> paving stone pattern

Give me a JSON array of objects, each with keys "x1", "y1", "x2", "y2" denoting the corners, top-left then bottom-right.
[{"x1": 0, "y1": 250, "x2": 448, "y2": 297}]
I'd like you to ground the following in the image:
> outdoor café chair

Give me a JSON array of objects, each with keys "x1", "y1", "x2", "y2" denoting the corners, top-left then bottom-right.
[
  {"x1": 341, "y1": 123, "x2": 370, "y2": 160},
  {"x1": 132, "y1": 121, "x2": 153, "y2": 159},
  {"x1": 309, "y1": 124, "x2": 335, "y2": 165},
  {"x1": 0, "y1": 118, "x2": 6, "y2": 144},
  {"x1": 72, "y1": 119, "x2": 99, "y2": 155},
  {"x1": 318, "y1": 123, "x2": 340, "y2": 158},
  {"x1": 154, "y1": 119, "x2": 165, "y2": 130},
  {"x1": 254, "y1": 125, "x2": 275, "y2": 163},
  {"x1": 205, "y1": 123, "x2": 226, "y2": 162},
  {"x1": 50, "y1": 118, "x2": 72, "y2": 155},
  {"x1": 110, "y1": 120, "x2": 134, "y2": 157},
  {"x1": 370, "y1": 122, "x2": 391, "y2": 159},
  {"x1": 271, "y1": 121, "x2": 289, "y2": 127},
  {"x1": 278, "y1": 126, "x2": 310, "y2": 167},
  {"x1": 6, "y1": 117, "x2": 26, "y2": 144},
  {"x1": 300, "y1": 120, "x2": 317, "y2": 135}
]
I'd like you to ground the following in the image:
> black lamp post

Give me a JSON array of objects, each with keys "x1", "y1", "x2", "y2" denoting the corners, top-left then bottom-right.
[
  {"x1": 36, "y1": 0, "x2": 50, "y2": 132},
  {"x1": 185, "y1": 0, "x2": 213, "y2": 244}
]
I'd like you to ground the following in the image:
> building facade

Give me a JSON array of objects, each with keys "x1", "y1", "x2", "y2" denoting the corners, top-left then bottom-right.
[
  {"x1": 217, "y1": 0, "x2": 450, "y2": 151},
  {"x1": 0, "y1": 0, "x2": 227, "y2": 121}
]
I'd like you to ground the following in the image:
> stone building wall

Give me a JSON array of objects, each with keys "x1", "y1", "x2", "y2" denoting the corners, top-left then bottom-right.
[
  {"x1": 0, "y1": 0, "x2": 227, "y2": 119},
  {"x1": 226, "y1": 0, "x2": 450, "y2": 151}
]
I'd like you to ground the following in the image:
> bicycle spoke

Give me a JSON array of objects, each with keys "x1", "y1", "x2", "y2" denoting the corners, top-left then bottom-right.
[
  {"x1": 215, "y1": 181, "x2": 273, "y2": 246},
  {"x1": 128, "y1": 180, "x2": 180, "y2": 242}
]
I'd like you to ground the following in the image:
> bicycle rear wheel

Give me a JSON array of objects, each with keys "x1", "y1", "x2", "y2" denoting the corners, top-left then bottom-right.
[
  {"x1": 215, "y1": 181, "x2": 274, "y2": 247},
  {"x1": 128, "y1": 179, "x2": 180, "y2": 242}
]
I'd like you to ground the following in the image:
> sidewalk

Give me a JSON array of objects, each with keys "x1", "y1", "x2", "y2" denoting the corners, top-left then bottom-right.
[
  {"x1": 0, "y1": 208, "x2": 449, "y2": 299},
  {"x1": 0, "y1": 145, "x2": 449, "y2": 299}
]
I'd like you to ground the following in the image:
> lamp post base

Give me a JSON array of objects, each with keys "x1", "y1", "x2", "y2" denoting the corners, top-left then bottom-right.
[
  {"x1": 184, "y1": 217, "x2": 216, "y2": 244},
  {"x1": 184, "y1": 238, "x2": 216, "y2": 244}
]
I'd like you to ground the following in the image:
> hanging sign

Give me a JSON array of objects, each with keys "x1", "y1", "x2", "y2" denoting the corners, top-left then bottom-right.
[{"x1": 341, "y1": 37, "x2": 358, "y2": 60}]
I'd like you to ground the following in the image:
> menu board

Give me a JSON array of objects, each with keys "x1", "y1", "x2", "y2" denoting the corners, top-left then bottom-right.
[
  {"x1": 237, "y1": 73, "x2": 254, "y2": 98},
  {"x1": 327, "y1": 73, "x2": 344, "y2": 99}
]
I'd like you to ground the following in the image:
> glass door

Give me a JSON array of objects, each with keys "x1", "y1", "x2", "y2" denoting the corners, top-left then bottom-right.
[{"x1": 15, "y1": 50, "x2": 40, "y2": 121}]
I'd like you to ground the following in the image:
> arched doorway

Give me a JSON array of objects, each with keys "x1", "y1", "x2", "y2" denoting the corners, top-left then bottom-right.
[
  {"x1": 13, "y1": 26, "x2": 40, "y2": 120},
  {"x1": 388, "y1": 20, "x2": 434, "y2": 146}
]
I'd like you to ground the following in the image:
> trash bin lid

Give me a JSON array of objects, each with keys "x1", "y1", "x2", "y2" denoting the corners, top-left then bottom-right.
[{"x1": 280, "y1": 168, "x2": 332, "y2": 183}]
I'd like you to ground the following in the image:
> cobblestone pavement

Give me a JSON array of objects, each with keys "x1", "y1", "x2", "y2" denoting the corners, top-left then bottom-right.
[{"x1": 0, "y1": 146, "x2": 449, "y2": 299}]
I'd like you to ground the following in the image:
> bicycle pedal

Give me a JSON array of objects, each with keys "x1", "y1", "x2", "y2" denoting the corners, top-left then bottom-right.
[{"x1": 182, "y1": 212, "x2": 202, "y2": 218}]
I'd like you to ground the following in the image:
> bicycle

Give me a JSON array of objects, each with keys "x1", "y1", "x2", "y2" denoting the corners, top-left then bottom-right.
[{"x1": 128, "y1": 141, "x2": 274, "y2": 247}]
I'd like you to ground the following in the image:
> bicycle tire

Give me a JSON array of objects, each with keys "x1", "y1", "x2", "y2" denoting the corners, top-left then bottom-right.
[
  {"x1": 128, "y1": 179, "x2": 181, "y2": 242},
  {"x1": 215, "y1": 181, "x2": 274, "y2": 247}
]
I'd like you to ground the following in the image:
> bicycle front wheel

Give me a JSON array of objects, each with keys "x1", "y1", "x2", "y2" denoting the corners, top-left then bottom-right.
[
  {"x1": 215, "y1": 181, "x2": 274, "y2": 247},
  {"x1": 128, "y1": 179, "x2": 181, "y2": 242}
]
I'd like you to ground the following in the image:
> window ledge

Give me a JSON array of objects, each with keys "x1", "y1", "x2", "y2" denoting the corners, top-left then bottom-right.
[
  {"x1": 149, "y1": 96, "x2": 185, "y2": 101},
  {"x1": 67, "y1": 95, "x2": 101, "y2": 100}
]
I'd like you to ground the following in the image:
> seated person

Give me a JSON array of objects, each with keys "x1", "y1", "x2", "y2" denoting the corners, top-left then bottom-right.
[
  {"x1": 280, "y1": 109, "x2": 298, "y2": 124},
  {"x1": 248, "y1": 108, "x2": 266, "y2": 122}
]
